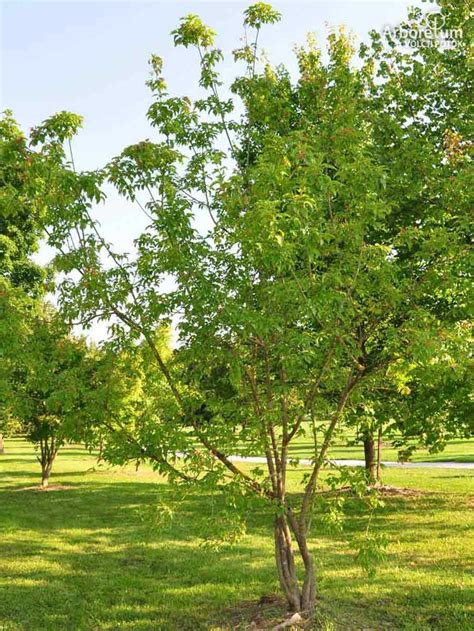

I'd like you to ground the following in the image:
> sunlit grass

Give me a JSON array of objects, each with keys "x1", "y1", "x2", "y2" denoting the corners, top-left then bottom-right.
[{"x1": 0, "y1": 439, "x2": 472, "y2": 630}]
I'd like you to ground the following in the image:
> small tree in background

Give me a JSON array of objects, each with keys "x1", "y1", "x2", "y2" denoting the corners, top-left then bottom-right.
[
  {"x1": 346, "y1": 320, "x2": 473, "y2": 486},
  {"x1": 0, "y1": 281, "x2": 40, "y2": 455},
  {"x1": 385, "y1": 322, "x2": 473, "y2": 464},
  {"x1": 1, "y1": 306, "x2": 98, "y2": 487},
  {"x1": 79, "y1": 327, "x2": 176, "y2": 468}
]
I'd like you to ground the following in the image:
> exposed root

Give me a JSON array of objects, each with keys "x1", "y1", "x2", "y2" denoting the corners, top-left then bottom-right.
[{"x1": 222, "y1": 594, "x2": 315, "y2": 629}]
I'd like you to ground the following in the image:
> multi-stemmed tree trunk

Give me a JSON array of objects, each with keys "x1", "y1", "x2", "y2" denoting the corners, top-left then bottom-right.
[
  {"x1": 261, "y1": 371, "x2": 358, "y2": 612},
  {"x1": 0, "y1": 434, "x2": 4, "y2": 455},
  {"x1": 274, "y1": 516, "x2": 302, "y2": 611},
  {"x1": 274, "y1": 515, "x2": 316, "y2": 612},
  {"x1": 38, "y1": 436, "x2": 58, "y2": 488}
]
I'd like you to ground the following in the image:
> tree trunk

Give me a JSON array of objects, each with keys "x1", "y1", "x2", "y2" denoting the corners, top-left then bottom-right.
[
  {"x1": 274, "y1": 515, "x2": 316, "y2": 613},
  {"x1": 38, "y1": 437, "x2": 57, "y2": 489},
  {"x1": 287, "y1": 513, "x2": 316, "y2": 612},
  {"x1": 98, "y1": 437, "x2": 104, "y2": 461},
  {"x1": 41, "y1": 460, "x2": 54, "y2": 488},
  {"x1": 363, "y1": 430, "x2": 376, "y2": 485},
  {"x1": 0, "y1": 434, "x2": 4, "y2": 454},
  {"x1": 376, "y1": 426, "x2": 383, "y2": 485},
  {"x1": 274, "y1": 516, "x2": 301, "y2": 611}
]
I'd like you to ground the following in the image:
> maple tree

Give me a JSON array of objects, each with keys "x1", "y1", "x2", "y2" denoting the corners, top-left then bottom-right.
[{"x1": 2, "y1": 1, "x2": 471, "y2": 612}]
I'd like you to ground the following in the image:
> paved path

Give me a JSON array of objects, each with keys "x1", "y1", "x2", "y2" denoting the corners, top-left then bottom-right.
[{"x1": 227, "y1": 455, "x2": 474, "y2": 470}]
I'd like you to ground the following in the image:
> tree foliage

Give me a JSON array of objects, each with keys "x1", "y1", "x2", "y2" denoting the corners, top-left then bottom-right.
[
  {"x1": 1, "y1": 303, "x2": 98, "y2": 486},
  {"x1": 0, "y1": 108, "x2": 86, "y2": 453}
]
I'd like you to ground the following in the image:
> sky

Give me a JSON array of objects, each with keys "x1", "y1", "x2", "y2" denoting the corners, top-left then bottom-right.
[{"x1": 1, "y1": 0, "x2": 426, "y2": 339}]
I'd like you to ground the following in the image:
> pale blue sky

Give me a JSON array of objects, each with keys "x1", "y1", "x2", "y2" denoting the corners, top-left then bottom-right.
[
  {"x1": 1, "y1": 0, "x2": 424, "y2": 338},
  {"x1": 1, "y1": 1, "x2": 424, "y2": 244},
  {"x1": 2, "y1": 2, "x2": 424, "y2": 168}
]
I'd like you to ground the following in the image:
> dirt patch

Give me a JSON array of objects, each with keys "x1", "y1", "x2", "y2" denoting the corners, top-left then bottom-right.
[
  {"x1": 316, "y1": 485, "x2": 424, "y2": 498},
  {"x1": 219, "y1": 594, "x2": 315, "y2": 630},
  {"x1": 14, "y1": 484, "x2": 74, "y2": 492},
  {"x1": 377, "y1": 485, "x2": 423, "y2": 497}
]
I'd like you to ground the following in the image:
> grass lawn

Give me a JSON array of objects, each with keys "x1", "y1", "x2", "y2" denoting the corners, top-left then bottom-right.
[
  {"x1": 0, "y1": 439, "x2": 473, "y2": 630},
  {"x1": 286, "y1": 425, "x2": 474, "y2": 463}
]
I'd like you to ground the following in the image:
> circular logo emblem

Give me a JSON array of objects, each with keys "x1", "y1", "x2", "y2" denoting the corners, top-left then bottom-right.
[{"x1": 425, "y1": 12, "x2": 446, "y2": 32}]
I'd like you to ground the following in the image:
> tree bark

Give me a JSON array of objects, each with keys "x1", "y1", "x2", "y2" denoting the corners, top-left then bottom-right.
[
  {"x1": 274, "y1": 516, "x2": 301, "y2": 611},
  {"x1": 363, "y1": 430, "x2": 376, "y2": 485},
  {"x1": 287, "y1": 512, "x2": 316, "y2": 611},
  {"x1": 273, "y1": 371, "x2": 357, "y2": 612},
  {"x1": 0, "y1": 434, "x2": 4, "y2": 454},
  {"x1": 274, "y1": 515, "x2": 317, "y2": 613},
  {"x1": 376, "y1": 426, "x2": 383, "y2": 485},
  {"x1": 41, "y1": 469, "x2": 50, "y2": 488}
]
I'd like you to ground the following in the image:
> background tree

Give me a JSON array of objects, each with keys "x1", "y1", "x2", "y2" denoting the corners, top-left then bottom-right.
[
  {"x1": 0, "y1": 109, "x2": 83, "y2": 453},
  {"x1": 345, "y1": 319, "x2": 473, "y2": 486},
  {"x1": 0, "y1": 110, "x2": 48, "y2": 297},
  {"x1": 343, "y1": 0, "x2": 473, "y2": 482},
  {"x1": 1, "y1": 307, "x2": 98, "y2": 487},
  {"x1": 0, "y1": 281, "x2": 38, "y2": 454},
  {"x1": 0, "y1": 112, "x2": 41, "y2": 453},
  {"x1": 384, "y1": 321, "x2": 473, "y2": 462},
  {"x1": 12, "y1": 0, "x2": 471, "y2": 613},
  {"x1": 79, "y1": 326, "x2": 177, "y2": 469}
]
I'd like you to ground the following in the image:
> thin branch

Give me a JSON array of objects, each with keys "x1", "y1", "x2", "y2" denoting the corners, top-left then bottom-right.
[
  {"x1": 285, "y1": 337, "x2": 337, "y2": 445},
  {"x1": 299, "y1": 369, "x2": 359, "y2": 528},
  {"x1": 197, "y1": 45, "x2": 235, "y2": 155}
]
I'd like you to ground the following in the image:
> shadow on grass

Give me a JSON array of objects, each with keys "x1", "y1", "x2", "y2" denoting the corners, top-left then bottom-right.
[
  {"x1": 1, "y1": 469, "x2": 109, "y2": 480},
  {"x1": 1, "y1": 469, "x2": 472, "y2": 630},
  {"x1": 0, "y1": 478, "x2": 279, "y2": 630},
  {"x1": 433, "y1": 474, "x2": 474, "y2": 479}
]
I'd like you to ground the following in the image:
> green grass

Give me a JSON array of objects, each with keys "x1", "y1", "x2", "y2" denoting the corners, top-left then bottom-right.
[
  {"x1": 0, "y1": 439, "x2": 473, "y2": 630},
  {"x1": 287, "y1": 425, "x2": 474, "y2": 463}
]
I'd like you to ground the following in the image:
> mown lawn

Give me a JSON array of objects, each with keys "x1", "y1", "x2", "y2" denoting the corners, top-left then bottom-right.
[
  {"x1": 0, "y1": 439, "x2": 472, "y2": 630},
  {"x1": 286, "y1": 425, "x2": 474, "y2": 463}
]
